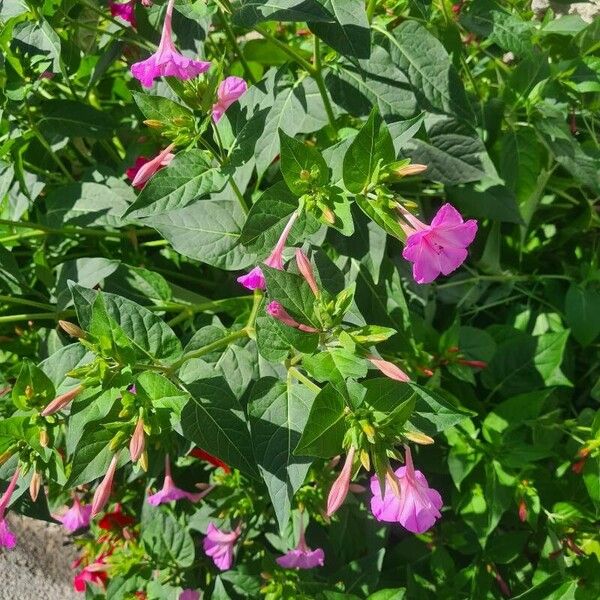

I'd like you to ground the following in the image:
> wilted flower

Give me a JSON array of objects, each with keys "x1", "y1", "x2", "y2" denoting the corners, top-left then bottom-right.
[
  {"x1": 326, "y1": 447, "x2": 355, "y2": 517},
  {"x1": 367, "y1": 355, "x2": 410, "y2": 382},
  {"x1": 276, "y1": 520, "x2": 325, "y2": 569},
  {"x1": 41, "y1": 385, "x2": 83, "y2": 416},
  {"x1": 128, "y1": 144, "x2": 175, "y2": 189},
  {"x1": 91, "y1": 454, "x2": 119, "y2": 517},
  {"x1": 147, "y1": 455, "x2": 208, "y2": 505},
  {"x1": 370, "y1": 446, "x2": 443, "y2": 533},
  {"x1": 130, "y1": 0, "x2": 211, "y2": 87},
  {"x1": 266, "y1": 301, "x2": 318, "y2": 333},
  {"x1": 399, "y1": 203, "x2": 477, "y2": 284},
  {"x1": 0, "y1": 466, "x2": 20, "y2": 549},
  {"x1": 212, "y1": 76, "x2": 248, "y2": 122},
  {"x1": 110, "y1": 0, "x2": 136, "y2": 26},
  {"x1": 203, "y1": 523, "x2": 241, "y2": 570},
  {"x1": 56, "y1": 496, "x2": 93, "y2": 533}
]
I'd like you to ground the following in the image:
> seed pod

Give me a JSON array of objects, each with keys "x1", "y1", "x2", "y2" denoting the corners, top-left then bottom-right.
[
  {"x1": 30, "y1": 471, "x2": 42, "y2": 502},
  {"x1": 39, "y1": 429, "x2": 50, "y2": 448},
  {"x1": 404, "y1": 431, "x2": 435, "y2": 445}
]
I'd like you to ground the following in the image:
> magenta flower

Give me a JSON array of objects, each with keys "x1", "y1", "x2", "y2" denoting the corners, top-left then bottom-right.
[
  {"x1": 129, "y1": 144, "x2": 175, "y2": 189},
  {"x1": 147, "y1": 455, "x2": 208, "y2": 506},
  {"x1": 236, "y1": 266, "x2": 265, "y2": 291},
  {"x1": 326, "y1": 447, "x2": 355, "y2": 517},
  {"x1": 266, "y1": 301, "x2": 318, "y2": 333},
  {"x1": 56, "y1": 496, "x2": 92, "y2": 533},
  {"x1": 203, "y1": 523, "x2": 241, "y2": 570},
  {"x1": 370, "y1": 446, "x2": 443, "y2": 533},
  {"x1": 0, "y1": 466, "x2": 21, "y2": 549},
  {"x1": 130, "y1": 0, "x2": 211, "y2": 87},
  {"x1": 179, "y1": 590, "x2": 200, "y2": 600},
  {"x1": 91, "y1": 454, "x2": 119, "y2": 518},
  {"x1": 212, "y1": 76, "x2": 248, "y2": 122},
  {"x1": 399, "y1": 203, "x2": 477, "y2": 284},
  {"x1": 368, "y1": 355, "x2": 410, "y2": 382},
  {"x1": 237, "y1": 211, "x2": 298, "y2": 291},
  {"x1": 276, "y1": 523, "x2": 325, "y2": 570},
  {"x1": 110, "y1": 0, "x2": 136, "y2": 26}
]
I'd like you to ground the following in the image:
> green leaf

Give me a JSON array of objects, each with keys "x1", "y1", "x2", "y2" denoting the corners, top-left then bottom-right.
[
  {"x1": 132, "y1": 92, "x2": 194, "y2": 123},
  {"x1": 295, "y1": 383, "x2": 346, "y2": 457},
  {"x1": 565, "y1": 284, "x2": 600, "y2": 346},
  {"x1": 12, "y1": 360, "x2": 55, "y2": 411},
  {"x1": 0, "y1": 243, "x2": 26, "y2": 294},
  {"x1": 303, "y1": 349, "x2": 367, "y2": 388},
  {"x1": 255, "y1": 315, "x2": 291, "y2": 362},
  {"x1": 355, "y1": 194, "x2": 406, "y2": 241},
  {"x1": 446, "y1": 182, "x2": 522, "y2": 224},
  {"x1": 248, "y1": 378, "x2": 316, "y2": 531},
  {"x1": 278, "y1": 130, "x2": 328, "y2": 195},
  {"x1": 71, "y1": 285, "x2": 182, "y2": 362},
  {"x1": 385, "y1": 20, "x2": 474, "y2": 122},
  {"x1": 181, "y1": 377, "x2": 259, "y2": 479},
  {"x1": 37, "y1": 99, "x2": 115, "y2": 140},
  {"x1": 125, "y1": 150, "x2": 228, "y2": 218},
  {"x1": 232, "y1": 0, "x2": 332, "y2": 26},
  {"x1": 145, "y1": 197, "x2": 256, "y2": 270},
  {"x1": 343, "y1": 110, "x2": 395, "y2": 193},
  {"x1": 309, "y1": 0, "x2": 370, "y2": 59},
  {"x1": 142, "y1": 511, "x2": 195, "y2": 568}
]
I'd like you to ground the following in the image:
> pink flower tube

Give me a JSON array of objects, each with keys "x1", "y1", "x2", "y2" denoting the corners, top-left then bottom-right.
[
  {"x1": 266, "y1": 301, "x2": 318, "y2": 333},
  {"x1": 0, "y1": 466, "x2": 20, "y2": 549},
  {"x1": 399, "y1": 203, "x2": 477, "y2": 284},
  {"x1": 130, "y1": 0, "x2": 211, "y2": 87},
  {"x1": 212, "y1": 76, "x2": 248, "y2": 122},
  {"x1": 56, "y1": 496, "x2": 93, "y2": 533},
  {"x1": 203, "y1": 523, "x2": 241, "y2": 570},
  {"x1": 91, "y1": 454, "x2": 119, "y2": 518},
  {"x1": 129, "y1": 144, "x2": 175, "y2": 189},
  {"x1": 368, "y1": 355, "x2": 410, "y2": 382},
  {"x1": 276, "y1": 521, "x2": 324, "y2": 569},
  {"x1": 326, "y1": 447, "x2": 355, "y2": 517},
  {"x1": 147, "y1": 455, "x2": 210, "y2": 506}
]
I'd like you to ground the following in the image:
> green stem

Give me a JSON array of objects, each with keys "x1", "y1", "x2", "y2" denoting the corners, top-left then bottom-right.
[
  {"x1": 246, "y1": 289, "x2": 263, "y2": 332},
  {"x1": 254, "y1": 26, "x2": 315, "y2": 74},
  {"x1": 367, "y1": 0, "x2": 377, "y2": 22},
  {"x1": 229, "y1": 178, "x2": 250, "y2": 215},
  {"x1": 219, "y1": 12, "x2": 257, "y2": 84},
  {"x1": 0, "y1": 311, "x2": 74, "y2": 324},
  {"x1": 30, "y1": 126, "x2": 74, "y2": 181},
  {"x1": 288, "y1": 367, "x2": 321, "y2": 394},
  {"x1": 0, "y1": 296, "x2": 54, "y2": 311},
  {"x1": 0, "y1": 219, "x2": 153, "y2": 240},
  {"x1": 313, "y1": 37, "x2": 337, "y2": 134}
]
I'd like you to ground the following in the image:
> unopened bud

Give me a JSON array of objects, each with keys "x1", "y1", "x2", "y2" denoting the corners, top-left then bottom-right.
[
  {"x1": 326, "y1": 446, "x2": 355, "y2": 517},
  {"x1": 367, "y1": 356, "x2": 410, "y2": 382},
  {"x1": 295, "y1": 249, "x2": 319, "y2": 297},
  {"x1": 143, "y1": 119, "x2": 163, "y2": 128},
  {"x1": 394, "y1": 163, "x2": 427, "y2": 177},
  {"x1": 25, "y1": 385, "x2": 34, "y2": 399},
  {"x1": 109, "y1": 430, "x2": 127, "y2": 452},
  {"x1": 39, "y1": 429, "x2": 49, "y2": 448},
  {"x1": 91, "y1": 454, "x2": 119, "y2": 517},
  {"x1": 360, "y1": 421, "x2": 376, "y2": 442},
  {"x1": 139, "y1": 450, "x2": 149, "y2": 472},
  {"x1": 129, "y1": 417, "x2": 145, "y2": 462},
  {"x1": 359, "y1": 448, "x2": 370, "y2": 471},
  {"x1": 29, "y1": 471, "x2": 42, "y2": 502},
  {"x1": 518, "y1": 499, "x2": 527, "y2": 523},
  {"x1": 322, "y1": 207, "x2": 335, "y2": 224},
  {"x1": 58, "y1": 320, "x2": 85, "y2": 339},
  {"x1": 0, "y1": 449, "x2": 14, "y2": 466},
  {"x1": 299, "y1": 169, "x2": 311, "y2": 181},
  {"x1": 404, "y1": 431, "x2": 434, "y2": 445},
  {"x1": 41, "y1": 385, "x2": 84, "y2": 417}
]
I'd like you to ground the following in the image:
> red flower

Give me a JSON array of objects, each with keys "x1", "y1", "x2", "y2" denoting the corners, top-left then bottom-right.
[
  {"x1": 190, "y1": 448, "x2": 231, "y2": 473},
  {"x1": 98, "y1": 503, "x2": 135, "y2": 530}
]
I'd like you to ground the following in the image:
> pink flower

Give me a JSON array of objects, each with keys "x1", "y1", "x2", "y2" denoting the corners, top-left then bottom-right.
[
  {"x1": 56, "y1": 496, "x2": 92, "y2": 533},
  {"x1": 276, "y1": 522, "x2": 324, "y2": 570},
  {"x1": 0, "y1": 466, "x2": 21, "y2": 549},
  {"x1": 129, "y1": 416, "x2": 145, "y2": 462},
  {"x1": 130, "y1": 0, "x2": 211, "y2": 87},
  {"x1": 147, "y1": 455, "x2": 208, "y2": 506},
  {"x1": 203, "y1": 523, "x2": 241, "y2": 570},
  {"x1": 128, "y1": 145, "x2": 175, "y2": 189},
  {"x1": 212, "y1": 76, "x2": 248, "y2": 122},
  {"x1": 179, "y1": 590, "x2": 200, "y2": 600},
  {"x1": 91, "y1": 454, "x2": 119, "y2": 518},
  {"x1": 73, "y1": 557, "x2": 108, "y2": 592},
  {"x1": 370, "y1": 446, "x2": 443, "y2": 533},
  {"x1": 40, "y1": 384, "x2": 83, "y2": 416},
  {"x1": 399, "y1": 203, "x2": 477, "y2": 284},
  {"x1": 110, "y1": 0, "x2": 136, "y2": 27},
  {"x1": 266, "y1": 301, "x2": 318, "y2": 333},
  {"x1": 326, "y1": 447, "x2": 355, "y2": 517},
  {"x1": 237, "y1": 211, "x2": 298, "y2": 291},
  {"x1": 368, "y1": 356, "x2": 410, "y2": 382},
  {"x1": 236, "y1": 266, "x2": 265, "y2": 291},
  {"x1": 295, "y1": 249, "x2": 319, "y2": 296}
]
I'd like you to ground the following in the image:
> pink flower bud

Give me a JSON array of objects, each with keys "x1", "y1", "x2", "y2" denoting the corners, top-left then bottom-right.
[
  {"x1": 130, "y1": 144, "x2": 175, "y2": 189},
  {"x1": 129, "y1": 417, "x2": 145, "y2": 462},
  {"x1": 367, "y1": 356, "x2": 410, "y2": 382},
  {"x1": 326, "y1": 447, "x2": 355, "y2": 517},
  {"x1": 41, "y1": 385, "x2": 84, "y2": 416},
  {"x1": 295, "y1": 249, "x2": 319, "y2": 296},
  {"x1": 266, "y1": 301, "x2": 318, "y2": 333},
  {"x1": 91, "y1": 454, "x2": 119, "y2": 517},
  {"x1": 29, "y1": 471, "x2": 42, "y2": 502},
  {"x1": 264, "y1": 212, "x2": 298, "y2": 270}
]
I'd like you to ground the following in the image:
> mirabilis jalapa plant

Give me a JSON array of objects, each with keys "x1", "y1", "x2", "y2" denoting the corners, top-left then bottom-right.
[{"x1": 1, "y1": 0, "x2": 600, "y2": 598}]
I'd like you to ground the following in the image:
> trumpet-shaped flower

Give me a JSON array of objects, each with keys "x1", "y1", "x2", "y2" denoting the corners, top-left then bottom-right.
[
  {"x1": 110, "y1": 0, "x2": 136, "y2": 26},
  {"x1": 399, "y1": 203, "x2": 477, "y2": 284},
  {"x1": 212, "y1": 76, "x2": 248, "y2": 122},
  {"x1": 56, "y1": 496, "x2": 93, "y2": 533},
  {"x1": 91, "y1": 454, "x2": 119, "y2": 518},
  {"x1": 236, "y1": 266, "x2": 266, "y2": 291},
  {"x1": 0, "y1": 466, "x2": 21, "y2": 549},
  {"x1": 276, "y1": 523, "x2": 325, "y2": 569},
  {"x1": 128, "y1": 145, "x2": 175, "y2": 189},
  {"x1": 203, "y1": 523, "x2": 241, "y2": 571},
  {"x1": 370, "y1": 446, "x2": 443, "y2": 533},
  {"x1": 130, "y1": 0, "x2": 211, "y2": 87},
  {"x1": 326, "y1": 447, "x2": 355, "y2": 516},
  {"x1": 147, "y1": 455, "x2": 207, "y2": 506}
]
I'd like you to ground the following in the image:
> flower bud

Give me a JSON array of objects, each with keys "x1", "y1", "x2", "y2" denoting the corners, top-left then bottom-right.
[
  {"x1": 0, "y1": 450, "x2": 14, "y2": 466},
  {"x1": 129, "y1": 417, "x2": 145, "y2": 463},
  {"x1": 41, "y1": 385, "x2": 84, "y2": 416},
  {"x1": 326, "y1": 446, "x2": 355, "y2": 517},
  {"x1": 58, "y1": 320, "x2": 86, "y2": 339},
  {"x1": 143, "y1": 119, "x2": 163, "y2": 128},
  {"x1": 295, "y1": 249, "x2": 319, "y2": 297},
  {"x1": 139, "y1": 450, "x2": 149, "y2": 472},
  {"x1": 109, "y1": 430, "x2": 127, "y2": 452},
  {"x1": 29, "y1": 471, "x2": 42, "y2": 502},
  {"x1": 367, "y1": 356, "x2": 410, "y2": 382},
  {"x1": 393, "y1": 163, "x2": 427, "y2": 177},
  {"x1": 39, "y1": 429, "x2": 49, "y2": 448},
  {"x1": 404, "y1": 431, "x2": 434, "y2": 445},
  {"x1": 518, "y1": 499, "x2": 527, "y2": 523},
  {"x1": 91, "y1": 454, "x2": 119, "y2": 517}
]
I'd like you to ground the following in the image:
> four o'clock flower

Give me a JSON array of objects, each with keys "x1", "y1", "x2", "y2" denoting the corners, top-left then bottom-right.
[
  {"x1": 129, "y1": 416, "x2": 145, "y2": 463},
  {"x1": 266, "y1": 301, "x2": 318, "y2": 333},
  {"x1": 399, "y1": 203, "x2": 477, "y2": 284},
  {"x1": 91, "y1": 454, "x2": 119, "y2": 518},
  {"x1": 110, "y1": 0, "x2": 136, "y2": 27},
  {"x1": 237, "y1": 211, "x2": 299, "y2": 290},
  {"x1": 212, "y1": 76, "x2": 248, "y2": 122},
  {"x1": 130, "y1": 0, "x2": 211, "y2": 87},
  {"x1": 295, "y1": 249, "x2": 319, "y2": 296},
  {"x1": 41, "y1": 384, "x2": 83, "y2": 416},
  {"x1": 368, "y1": 355, "x2": 410, "y2": 382},
  {"x1": 203, "y1": 522, "x2": 241, "y2": 570},
  {"x1": 370, "y1": 445, "x2": 443, "y2": 533},
  {"x1": 0, "y1": 466, "x2": 20, "y2": 549},
  {"x1": 326, "y1": 446, "x2": 356, "y2": 517},
  {"x1": 147, "y1": 455, "x2": 209, "y2": 506},
  {"x1": 179, "y1": 590, "x2": 200, "y2": 600},
  {"x1": 129, "y1": 144, "x2": 176, "y2": 189},
  {"x1": 276, "y1": 519, "x2": 325, "y2": 569},
  {"x1": 56, "y1": 496, "x2": 93, "y2": 533}
]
